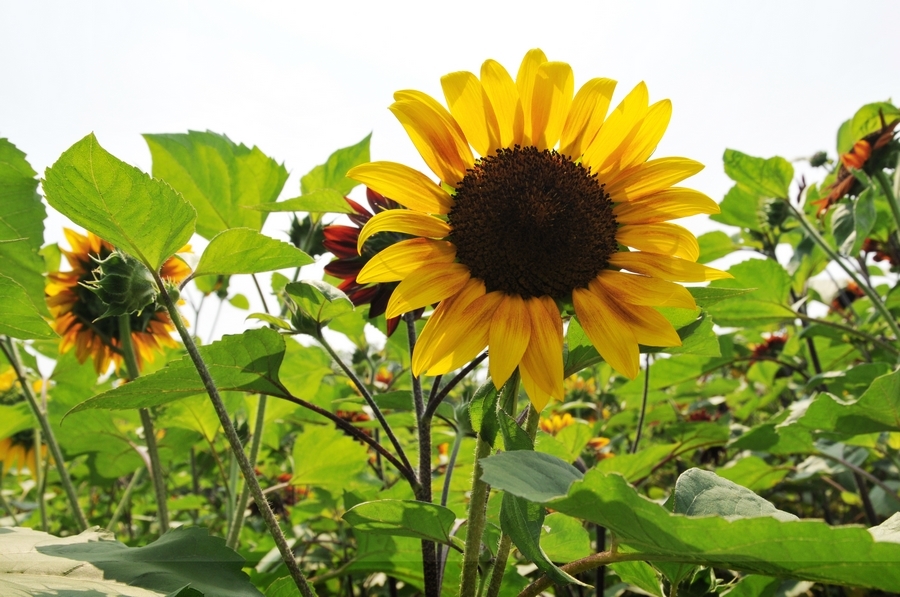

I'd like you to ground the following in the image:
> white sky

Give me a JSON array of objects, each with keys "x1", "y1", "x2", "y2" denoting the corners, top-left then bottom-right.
[{"x1": 2, "y1": 0, "x2": 899, "y2": 339}]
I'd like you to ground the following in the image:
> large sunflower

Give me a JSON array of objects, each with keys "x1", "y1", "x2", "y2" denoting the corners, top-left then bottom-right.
[
  {"x1": 349, "y1": 49, "x2": 729, "y2": 411},
  {"x1": 45, "y1": 229, "x2": 190, "y2": 374}
]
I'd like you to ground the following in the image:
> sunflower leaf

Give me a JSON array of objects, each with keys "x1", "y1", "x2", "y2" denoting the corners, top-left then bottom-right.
[
  {"x1": 0, "y1": 139, "x2": 48, "y2": 314},
  {"x1": 251, "y1": 188, "x2": 356, "y2": 214},
  {"x1": 193, "y1": 228, "x2": 313, "y2": 278},
  {"x1": 0, "y1": 273, "x2": 55, "y2": 339},
  {"x1": 343, "y1": 499, "x2": 459, "y2": 546},
  {"x1": 300, "y1": 134, "x2": 371, "y2": 196},
  {"x1": 723, "y1": 149, "x2": 794, "y2": 199},
  {"x1": 143, "y1": 130, "x2": 288, "y2": 240},
  {"x1": 43, "y1": 133, "x2": 196, "y2": 272}
]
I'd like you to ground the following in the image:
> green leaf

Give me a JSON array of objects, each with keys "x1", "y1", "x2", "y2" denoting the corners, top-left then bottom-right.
[
  {"x1": 710, "y1": 184, "x2": 763, "y2": 231},
  {"x1": 540, "y1": 512, "x2": 591, "y2": 562},
  {"x1": 707, "y1": 259, "x2": 794, "y2": 327},
  {"x1": 43, "y1": 133, "x2": 196, "y2": 271},
  {"x1": 291, "y1": 424, "x2": 369, "y2": 489},
  {"x1": 793, "y1": 368, "x2": 900, "y2": 436},
  {"x1": 143, "y1": 130, "x2": 288, "y2": 239},
  {"x1": 830, "y1": 202, "x2": 856, "y2": 254},
  {"x1": 468, "y1": 382, "x2": 500, "y2": 446},
  {"x1": 696, "y1": 231, "x2": 738, "y2": 263},
  {"x1": 610, "y1": 561, "x2": 664, "y2": 597},
  {"x1": 838, "y1": 102, "x2": 900, "y2": 154},
  {"x1": 658, "y1": 311, "x2": 720, "y2": 357},
  {"x1": 687, "y1": 286, "x2": 754, "y2": 308},
  {"x1": 229, "y1": 294, "x2": 249, "y2": 309},
  {"x1": 723, "y1": 149, "x2": 794, "y2": 199},
  {"x1": 343, "y1": 499, "x2": 458, "y2": 546},
  {"x1": 0, "y1": 526, "x2": 262, "y2": 597},
  {"x1": 0, "y1": 273, "x2": 55, "y2": 338},
  {"x1": 479, "y1": 451, "x2": 583, "y2": 503},
  {"x1": 67, "y1": 328, "x2": 289, "y2": 413},
  {"x1": 300, "y1": 134, "x2": 371, "y2": 195},
  {"x1": 854, "y1": 187, "x2": 877, "y2": 251},
  {"x1": 253, "y1": 188, "x2": 355, "y2": 214},
  {"x1": 716, "y1": 456, "x2": 790, "y2": 493},
  {"x1": 490, "y1": 465, "x2": 900, "y2": 592},
  {"x1": 286, "y1": 280, "x2": 354, "y2": 330},
  {"x1": 0, "y1": 403, "x2": 33, "y2": 439},
  {"x1": 0, "y1": 139, "x2": 48, "y2": 314},
  {"x1": 672, "y1": 468, "x2": 797, "y2": 521},
  {"x1": 193, "y1": 228, "x2": 312, "y2": 278}
]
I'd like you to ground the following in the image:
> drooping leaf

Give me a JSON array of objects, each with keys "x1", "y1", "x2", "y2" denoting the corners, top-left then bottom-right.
[
  {"x1": 43, "y1": 133, "x2": 196, "y2": 271},
  {"x1": 252, "y1": 188, "x2": 356, "y2": 214},
  {"x1": 0, "y1": 273, "x2": 55, "y2": 339},
  {"x1": 0, "y1": 139, "x2": 48, "y2": 313},
  {"x1": 192, "y1": 228, "x2": 312, "y2": 278},
  {"x1": 0, "y1": 526, "x2": 262, "y2": 597},
  {"x1": 343, "y1": 499, "x2": 459, "y2": 546},
  {"x1": 300, "y1": 134, "x2": 371, "y2": 196},
  {"x1": 143, "y1": 130, "x2": 288, "y2": 239},
  {"x1": 67, "y1": 328, "x2": 290, "y2": 413},
  {"x1": 479, "y1": 451, "x2": 583, "y2": 503},
  {"x1": 539, "y1": 512, "x2": 592, "y2": 563},
  {"x1": 672, "y1": 468, "x2": 798, "y2": 521},
  {"x1": 723, "y1": 149, "x2": 794, "y2": 199}
]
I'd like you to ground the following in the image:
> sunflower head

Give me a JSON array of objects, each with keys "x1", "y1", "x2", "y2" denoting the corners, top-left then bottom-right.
[
  {"x1": 46, "y1": 229, "x2": 190, "y2": 374},
  {"x1": 348, "y1": 50, "x2": 729, "y2": 410}
]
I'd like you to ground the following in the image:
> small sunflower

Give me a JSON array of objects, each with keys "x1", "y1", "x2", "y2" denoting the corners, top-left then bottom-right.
[
  {"x1": 349, "y1": 49, "x2": 729, "y2": 410},
  {"x1": 45, "y1": 229, "x2": 190, "y2": 374},
  {"x1": 0, "y1": 430, "x2": 46, "y2": 478}
]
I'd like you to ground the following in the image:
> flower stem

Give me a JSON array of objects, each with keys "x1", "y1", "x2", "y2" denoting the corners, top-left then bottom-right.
[
  {"x1": 787, "y1": 200, "x2": 900, "y2": 344},
  {"x1": 0, "y1": 337, "x2": 88, "y2": 531},
  {"x1": 106, "y1": 467, "x2": 145, "y2": 532},
  {"x1": 631, "y1": 354, "x2": 652, "y2": 454},
  {"x1": 118, "y1": 314, "x2": 170, "y2": 534},
  {"x1": 226, "y1": 394, "x2": 267, "y2": 549},
  {"x1": 458, "y1": 429, "x2": 493, "y2": 597},
  {"x1": 154, "y1": 274, "x2": 317, "y2": 597}
]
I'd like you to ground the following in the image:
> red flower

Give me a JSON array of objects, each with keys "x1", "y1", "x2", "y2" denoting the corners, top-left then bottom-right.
[{"x1": 323, "y1": 188, "x2": 423, "y2": 336}]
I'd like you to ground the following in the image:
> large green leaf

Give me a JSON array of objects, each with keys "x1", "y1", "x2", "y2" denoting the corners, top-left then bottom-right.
[
  {"x1": 837, "y1": 102, "x2": 900, "y2": 154},
  {"x1": 252, "y1": 188, "x2": 355, "y2": 214},
  {"x1": 722, "y1": 149, "x2": 794, "y2": 199},
  {"x1": 0, "y1": 273, "x2": 55, "y2": 339},
  {"x1": 192, "y1": 228, "x2": 312, "y2": 278},
  {"x1": 696, "y1": 230, "x2": 738, "y2": 263},
  {"x1": 67, "y1": 328, "x2": 290, "y2": 413},
  {"x1": 792, "y1": 368, "x2": 900, "y2": 436},
  {"x1": 343, "y1": 499, "x2": 459, "y2": 546},
  {"x1": 291, "y1": 424, "x2": 369, "y2": 489},
  {"x1": 487, "y1": 462, "x2": 900, "y2": 592},
  {"x1": 540, "y1": 512, "x2": 591, "y2": 563},
  {"x1": 707, "y1": 259, "x2": 794, "y2": 327},
  {"x1": 0, "y1": 526, "x2": 262, "y2": 597},
  {"x1": 300, "y1": 134, "x2": 371, "y2": 196},
  {"x1": 479, "y1": 451, "x2": 583, "y2": 503},
  {"x1": 0, "y1": 139, "x2": 48, "y2": 314},
  {"x1": 143, "y1": 130, "x2": 288, "y2": 239},
  {"x1": 43, "y1": 133, "x2": 196, "y2": 271},
  {"x1": 672, "y1": 468, "x2": 797, "y2": 521},
  {"x1": 710, "y1": 184, "x2": 763, "y2": 232}
]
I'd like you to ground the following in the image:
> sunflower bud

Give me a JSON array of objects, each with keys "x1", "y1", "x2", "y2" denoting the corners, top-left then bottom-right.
[
  {"x1": 83, "y1": 251, "x2": 158, "y2": 320},
  {"x1": 761, "y1": 198, "x2": 790, "y2": 229},
  {"x1": 809, "y1": 151, "x2": 829, "y2": 167}
]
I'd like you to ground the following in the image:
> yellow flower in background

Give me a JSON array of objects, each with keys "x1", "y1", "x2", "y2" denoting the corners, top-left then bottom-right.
[
  {"x1": 0, "y1": 431, "x2": 46, "y2": 479},
  {"x1": 45, "y1": 229, "x2": 190, "y2": 374},
  {"x1": 539, "y1": 412, "x2": 575, "y2": 435},
  {"x1": 350, "y1": 49, "x2": 729, "y2": 411}
]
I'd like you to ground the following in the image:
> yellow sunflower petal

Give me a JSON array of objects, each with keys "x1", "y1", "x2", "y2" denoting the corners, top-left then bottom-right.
[
  {"x1": 357, "y1": 239, "x2": 456, "y2": 283},
  {"x1": 520, "y1": 365, "x2": 554, "y2": 413},
  {"x1": 559, "y1": 77, "x2": 617, "y2": 159},
  {"x1": 423, "y1": 291, "x2": 504, "y2": 376},
  {"x1": 414, "y1": 279, "x2": 486, "y2": 375},
  {"x1": 357, "y1": 211, "x2": 451, "y2": 253},
  {"x1": 611, "y1": 299, "x2": 682, "y2": 347},
  {"x1": 530, "y1": 61, "x2": 574, "y2": 150},
  {"x1": 480, "y1": 59, "x2": 523, "y2": 148},
  {"x1": 604, "y1": 157, "x2": 704, "y2": 202},
  {"x1": 613, "y1": 188, "x2": 720, "y2": 224},
  {"x1": 581, "y1": 81, "x2": 649, "y2": 174},
  {"x1": 594, "y1": 270, "x2": 696, "y2": 310},
  {"x1": 488, "y1": 294, "x2": 531, "y2": 389},
  {"x1": 441, "y1": 70, "x2": 501, "y2": 157},
  {"x1": 516, "y1": 49, "x2": 548, "y2": 145},
  {"x1": 618, "y1": 99, "x2": 672, "y2": 170},
  {"x1": 347, "y1": 162, "x2": 454, "y2": 215},
  {"x1": 572, "y1": 286, "x2": 640, "y2": 380},
  {"x1": 616, "y1": 222, "x2": 700, "y2": 261},
  {"x1": 386, "y1": 263, "x2": 470, "y2": 319},
  {"x1": 609, "y1": 252, "x2": 732, "y2": 282},
  {"x1": 389, "y1": 97, "x2": 474, "y2": 185},
  {"x1": 519, "y1": 296, "x2": 564, "y2": 401}
]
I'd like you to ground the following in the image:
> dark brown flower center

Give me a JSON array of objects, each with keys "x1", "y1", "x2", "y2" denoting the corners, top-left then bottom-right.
[{"x1": 449, "y1": 146, "x2": 618, "y2": 299}]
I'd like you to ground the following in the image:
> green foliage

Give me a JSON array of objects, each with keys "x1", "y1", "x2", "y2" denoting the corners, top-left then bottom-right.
[
  {"x1": 300, "y1": 134, "x2": 370, "y2": 196},
  {"x1": 722, "y1": 149, "x2": 794, "y2": 199},
  {"x1": 343, "y1": 499, "x2": 460, "y2": 547},
  {"x1": 0, "y1": 273, "x2": 55, "y2": 338},
  {"x1": 193, "y1": 228, "x2": 313, "y2": 278}
]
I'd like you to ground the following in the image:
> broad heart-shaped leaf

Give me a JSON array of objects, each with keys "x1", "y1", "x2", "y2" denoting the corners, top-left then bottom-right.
[
  {"x1": 143, "y1": 130, "x2": 288, "y2": 240},
  {"x1": 0, "y1": 139, "x2": 48, "y2": 314},
  {"x1": 343, "y1": 499, "x2": 459, "y2": 546},
  {"x1": 722, "y1": 149, "x2": 794, "y2": 199},
  {"x1": 672, "y1": 468, "x2": 798, "y2": 521},
  {"x1": 0, "y1": 526, "x2": 262, "y2": 597},
  {"x1": 707, "y1": 259, "x2": 795, "y2": 327},
  {"x1": 67, "y1": 328, "x2": 289, "y2": 414},
  {"x1": 710, "y1": 184, "x2": 764, "y2": 232},
  {"x1": 291, "y1": 424, "x2": 370, "y2": 490},
  {"x1": 0, "y1": 273, "x2": 55, "y2": 338},
  {"x1": 479, "y1": 451, "x2": 584, "y2": 503},
  {"x1": 252, "y1": 188, "x2": 355, "y2": 214},
  {"x1": 791, "y1": 368, "x2": 900, "y2": 437},
  {"x1": 192, "y1": 228, "x2": 312, "y2": 278},
  {"x1": 43, "y1": 134, "x2": 196, "y2": 272},
  {"x1": 300, "y1": 134, "x2": 371, "y2": 196},
  {"x1": 488, "y1": 462, "x2": 900, "y2": 592}
]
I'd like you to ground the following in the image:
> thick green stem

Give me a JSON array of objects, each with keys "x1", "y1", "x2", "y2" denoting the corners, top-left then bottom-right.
[
  {"x1": 154, "y1": 274, "x2": 316, "y2": 597},
  {"x1": 119, "y1": 314, "x2": 170, "y2": 534},
  {"x1": 787, "y1": 200, "x2": 900, "y2": 344},
  {"x1": 1, "y1": 337, "x2": 88, "y2": 531},
  {"x1": 106, "y1": 467, "x2": 145, "y2": 531},
  {"x1": 459, "y1": 431, "x2": 493, "y2": 597},
  {"x1": 226, "y1": 394, "x2": 267, "y2": 549}
]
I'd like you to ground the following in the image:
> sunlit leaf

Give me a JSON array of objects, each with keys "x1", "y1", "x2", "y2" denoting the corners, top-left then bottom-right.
[
  {"x1": 193, "y1": 228, "x2": 312, "y2": 278},
  {"x1": 0, "y1": 273, "x2": 55, "y2": 339},
  {"x1": 300, "y1": 134, "x2": 371, "y2": 196},
  {"x1": 723, "y1": 149, "x2": 794, "y2": 199},
  {"x1": 343, "y1": 499, "x2": 459, "y2": 546},
  {"x1": 252, "y1": 188, "x2": 355, "y2": 214}
]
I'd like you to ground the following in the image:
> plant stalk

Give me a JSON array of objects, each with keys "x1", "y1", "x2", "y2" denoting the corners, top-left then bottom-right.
[
  {"x1": 106, "y1": 467, "x2": 145, "y2": 531},
  {"x1": 458, "y1": 430, "x2": 494, "y2": 597},
  {"x1": 155, "y1": 274, "x2": 316, "y2": 597},
  {"x1": 227, "y1": 394, "x2": 268, "y2": 549}
]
